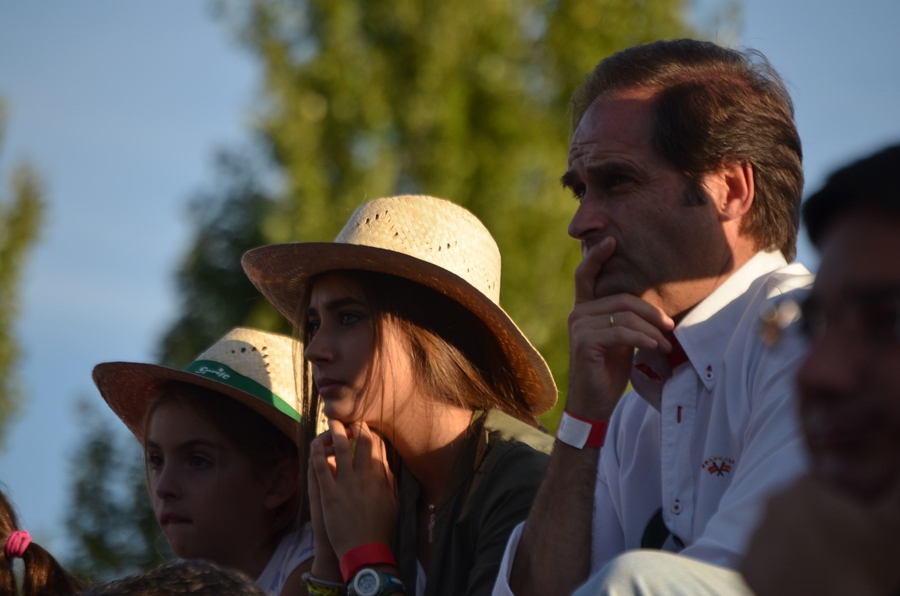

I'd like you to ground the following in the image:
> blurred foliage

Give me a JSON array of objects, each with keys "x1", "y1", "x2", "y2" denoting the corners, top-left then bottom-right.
[
  {"x1": 168, "y1": 0, "x2": 694, "y2": 429},
  {"x1": 157, "y1": 148, "x2": 285, "y2": 368},
  {"x1": 0, "y1": 101, "x2": 45, "y2": 450},
  {"x1": 65, "y1": 401, "x2": 172, "y2": 584}
]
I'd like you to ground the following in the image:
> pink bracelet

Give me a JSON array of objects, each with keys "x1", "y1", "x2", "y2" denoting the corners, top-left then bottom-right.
[{"x1": 340, "y1": 542, "x2": 396, "y2": 583}]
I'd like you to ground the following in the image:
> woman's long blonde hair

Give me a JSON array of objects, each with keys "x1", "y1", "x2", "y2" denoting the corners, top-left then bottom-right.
[{"x1": 294, "y1": 270, "x2": 537, "y2": 468}]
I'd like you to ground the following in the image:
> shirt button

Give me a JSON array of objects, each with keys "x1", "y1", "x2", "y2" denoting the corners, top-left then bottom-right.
[
  {"x1": 705, "y1": 365, "x2": 714, "y2": 380},
  {"x1": 671, "y1": 499, "x2": 682, "y2": 515}
]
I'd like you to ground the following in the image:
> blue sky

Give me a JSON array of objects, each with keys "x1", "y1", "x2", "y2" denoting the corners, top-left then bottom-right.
[{"x1": 0, "y1": 0, "x2": 898, "y2": 558}]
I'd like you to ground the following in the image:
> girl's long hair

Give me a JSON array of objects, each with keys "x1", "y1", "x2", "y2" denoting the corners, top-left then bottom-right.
[{"x1": 0, "y1": 488, "x2": 83, "y2": 596}]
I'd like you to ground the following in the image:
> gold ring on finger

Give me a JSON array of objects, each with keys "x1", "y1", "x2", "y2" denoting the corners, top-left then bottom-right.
[{"x1": 609, "y1": 313, "x2": 616, "y2": 327}]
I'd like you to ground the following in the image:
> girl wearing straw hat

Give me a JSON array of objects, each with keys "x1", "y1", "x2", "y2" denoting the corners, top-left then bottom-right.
[
  {"x1": 93, "y1": 328, "x2": 314, "y2": 596},
  {"x1": 242, "y1": 195, "x2": 557, "y2": 596}
]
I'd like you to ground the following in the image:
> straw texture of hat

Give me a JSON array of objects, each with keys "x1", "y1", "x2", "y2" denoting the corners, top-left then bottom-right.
[
  {"x1": 241, "y1": 195, "x2": 557, "y2": 415},
  {"x1": 93, "y1": 328, "x2": 304, "y2": 444}
]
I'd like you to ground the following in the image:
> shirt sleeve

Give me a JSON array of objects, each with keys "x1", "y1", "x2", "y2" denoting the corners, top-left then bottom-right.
[{"x1": 591, "y1": 408, "x2": 628, "y2": 573}]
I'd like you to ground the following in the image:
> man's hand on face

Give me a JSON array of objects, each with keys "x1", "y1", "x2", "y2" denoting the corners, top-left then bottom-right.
[{"x1": 567, "y1": 237, "x2": 675, "y2": 420}]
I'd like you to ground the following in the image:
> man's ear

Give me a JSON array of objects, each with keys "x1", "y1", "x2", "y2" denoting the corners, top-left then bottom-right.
[
  {"x1": 264, "y1": 459, "x2": 300, "y2": 510},
  {"x1": 705, "y1": 160, "x2": 754, "y2": 222}
]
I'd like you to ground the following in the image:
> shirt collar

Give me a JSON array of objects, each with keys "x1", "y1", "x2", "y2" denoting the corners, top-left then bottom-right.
[
  {"x1": 631, "y1": 251, "x2": 795, "y2": 406},
  {"x1": 676, "y1": 251, "x2": 790, "y2": 387}
]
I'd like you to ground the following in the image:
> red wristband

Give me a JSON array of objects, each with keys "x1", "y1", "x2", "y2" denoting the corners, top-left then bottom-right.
[
  {"x1": 557, "y1": 411, "x2": 609, "y2": 448},
  {"x1": 340, "y1": 543, "x2": 397, "y2": 583}
]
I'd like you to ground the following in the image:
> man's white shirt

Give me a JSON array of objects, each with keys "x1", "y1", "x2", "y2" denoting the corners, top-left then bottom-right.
[{"x1": 493, "y1": 251, "x2": 813, "y2": 595}]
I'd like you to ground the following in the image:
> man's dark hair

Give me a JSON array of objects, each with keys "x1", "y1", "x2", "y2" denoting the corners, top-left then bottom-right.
[
  {"x1": 82, "y1": 561, "x2": 268, "y2": 596},
  {"x1": 572, "y1": 39, "x2": 804, "y2": 261},
  {"x1": 802, "y1": 144, "x2": 900, "y2": 248}
]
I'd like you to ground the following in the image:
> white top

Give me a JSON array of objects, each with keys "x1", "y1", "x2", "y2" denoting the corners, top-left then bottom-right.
[
  {"x1": 256, "y1": 523, "x2": 315, "y2": 595},
  {"x1": 416, "y1": 560, "x2": 426, "y2": 596},
  {"x1": 493, "y1": 251, "x2": 813, "y2": 594}
]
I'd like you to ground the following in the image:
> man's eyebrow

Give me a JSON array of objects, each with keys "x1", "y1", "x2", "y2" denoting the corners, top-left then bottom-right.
[
  {"x1": 560, "y1": 169, "x2": 579, "y2": 190},
  {"x1": 560, "y1": 163, "x2": 641, "y2": 190},
  {"x1": 586, "y1": 162, "x2": 639, "y2": 178}
]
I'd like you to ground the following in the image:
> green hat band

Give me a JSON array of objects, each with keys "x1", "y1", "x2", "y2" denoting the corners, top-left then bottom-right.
[{"x1": 183, "y1": 360, "x2": 301, "y2": 423}]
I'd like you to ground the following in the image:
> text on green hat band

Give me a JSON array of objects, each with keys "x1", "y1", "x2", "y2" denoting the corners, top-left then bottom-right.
[{"x1": 183, "y1": 360, "x2": 301, "y2": 422}]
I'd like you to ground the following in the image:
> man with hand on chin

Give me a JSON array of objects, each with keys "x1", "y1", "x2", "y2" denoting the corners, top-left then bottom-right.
[{"x1": 494, "y1": 39, "x2": 812, "y2": 595}]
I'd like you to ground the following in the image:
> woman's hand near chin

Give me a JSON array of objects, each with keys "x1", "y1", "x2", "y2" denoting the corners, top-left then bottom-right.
[
  {"x1": 311, "y1": 419, "x2": 399, "y2": 560},
  {"x1": 308, "y1": 438, "x2": 341, "y2": 582}
]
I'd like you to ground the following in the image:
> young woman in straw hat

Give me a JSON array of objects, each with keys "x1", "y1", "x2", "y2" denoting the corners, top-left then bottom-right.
[
  {"x1": 93, "y1": 328, "x2": 314, "y2": 596},
  {"x1": 242, "y1": 195, "x2": 557, "y2": 596}
]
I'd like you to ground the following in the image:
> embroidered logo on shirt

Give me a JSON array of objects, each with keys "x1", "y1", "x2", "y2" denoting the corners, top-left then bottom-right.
[{"x1": 702, "y1": 456, "x2": 735, "y2": 477}]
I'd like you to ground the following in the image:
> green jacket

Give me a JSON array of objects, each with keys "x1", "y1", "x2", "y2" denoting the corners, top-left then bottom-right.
[{"x1": 393, "y1": 409, "x2": 553, "y2": 596}]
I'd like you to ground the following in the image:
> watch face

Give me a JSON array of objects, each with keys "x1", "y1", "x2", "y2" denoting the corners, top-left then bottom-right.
[{"x1": 355, "y1": 569, "x2": 380, "y2": 596}]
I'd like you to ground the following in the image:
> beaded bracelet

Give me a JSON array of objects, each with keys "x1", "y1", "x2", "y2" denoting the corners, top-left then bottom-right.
[{"x1": 302, "y1": 571, "x2": 347, "y2": 596}]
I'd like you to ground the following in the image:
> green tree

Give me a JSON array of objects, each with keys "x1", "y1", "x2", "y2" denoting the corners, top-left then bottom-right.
[
  {"x1": 0, "y1": 101, "x2": 45, "y2": 449},
  {"x1": 172, "y1": 0, "x2": 694, "y2": 428},
  {"x1": 157, "y1": 148, "x2": 284, "y2": 368}
]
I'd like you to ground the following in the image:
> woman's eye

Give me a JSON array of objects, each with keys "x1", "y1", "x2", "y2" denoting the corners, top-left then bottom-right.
[
  {"x1": 306, "y1": 319, "x2": 321, "y2": 337},
  {"x1": 146, "y1": 452, "x2": 163, "y2": 471},
  {"x1": 340, "y1": 312, "x2": 361, "y2": 325},
  {"x1": 189, "y1": 454, "x2": 213, "y2": 470}
]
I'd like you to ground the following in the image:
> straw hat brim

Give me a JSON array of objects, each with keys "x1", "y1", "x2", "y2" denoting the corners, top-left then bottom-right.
[
  {"x1": 242, "y1": 242, "x2": 558, "y2": 415},
  {"x1": 92, "y1": 362, "x2": 303, "y2": 445}
]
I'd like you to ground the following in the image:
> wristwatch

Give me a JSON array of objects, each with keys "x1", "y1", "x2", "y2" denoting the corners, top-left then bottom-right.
[{"x1": 348, "y1": 568, "x2": 405, "y2": 596}]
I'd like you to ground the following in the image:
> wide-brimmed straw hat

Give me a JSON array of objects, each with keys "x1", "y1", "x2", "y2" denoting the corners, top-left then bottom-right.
[
  {"x1": 93, "y1": 328, "x2": 304, "y2": 444},
  {"x1": 241, "y1": 195, "x2": 557, "y2": 415}
]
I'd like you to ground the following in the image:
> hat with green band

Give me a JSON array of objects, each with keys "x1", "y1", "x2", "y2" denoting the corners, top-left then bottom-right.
[{"x1": 93, "y1": 327, "x2": 304, "y2": 445}]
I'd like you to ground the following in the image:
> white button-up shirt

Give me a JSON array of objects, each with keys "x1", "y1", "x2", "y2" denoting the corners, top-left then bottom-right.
[{"x1": 494, "y1": 251, "x2": 813, "y2": 594}]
